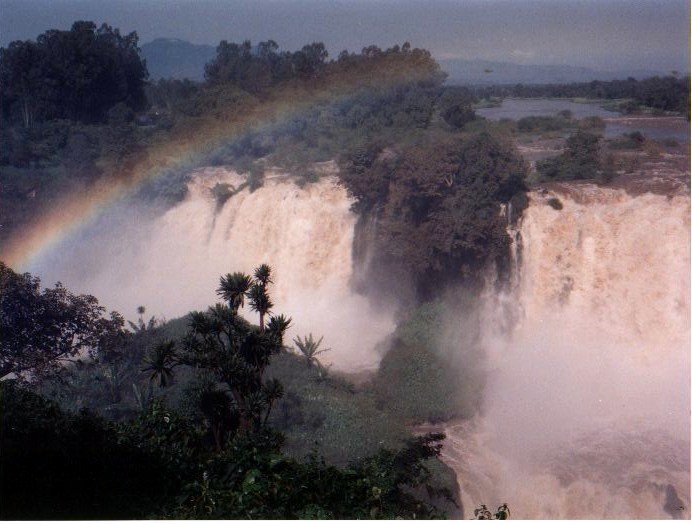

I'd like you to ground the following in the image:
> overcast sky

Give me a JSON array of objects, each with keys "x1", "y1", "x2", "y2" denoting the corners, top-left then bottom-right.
[{"x1": 1, "y1": 0, "x2": 689, "y2": 72}]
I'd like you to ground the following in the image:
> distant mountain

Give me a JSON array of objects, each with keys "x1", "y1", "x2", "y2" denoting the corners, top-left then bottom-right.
[
  {"x1": 141, "y1": 38, "x2": 216, "y2": 81},
  {"x1": 440, "y1": 58, "x2": 668, "y2": 85}
]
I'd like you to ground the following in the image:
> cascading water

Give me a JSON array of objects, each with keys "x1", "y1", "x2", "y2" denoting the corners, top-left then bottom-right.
[
  {"x1": 24, "y1": 163, "x2": 690, "y2": 518},
  {"x1": 27, "y1": 167, "x2": 395, "y2": 372},
  {"x1": 444, "y1": 185, "x2": 691, "y2": 519}
]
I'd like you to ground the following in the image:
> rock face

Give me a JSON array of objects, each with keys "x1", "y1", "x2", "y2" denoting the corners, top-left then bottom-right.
[{"x1": 443, "y1": 184, "x2": 690, "y2": 519}]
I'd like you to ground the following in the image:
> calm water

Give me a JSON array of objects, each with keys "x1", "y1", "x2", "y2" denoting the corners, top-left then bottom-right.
[{"x1": 478, "y1": 98, "x2": 690, "y2": 142}]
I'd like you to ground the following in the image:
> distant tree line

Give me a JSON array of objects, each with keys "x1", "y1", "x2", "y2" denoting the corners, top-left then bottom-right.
[
  {"x1": 204, "y1": 40, "x2": 328, "y2": 91},
  {"x1": 0, "y1": 21, "x2": 148, "y2": 126},
  {"x1": 471, "y1": 75, "x2": 690, "y2": 116},
  {"x1": 147, "y1": 40, "x2": 446, "y2": 112}
]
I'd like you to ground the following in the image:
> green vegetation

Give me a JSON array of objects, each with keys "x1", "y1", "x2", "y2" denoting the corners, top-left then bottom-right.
[
  {"x1": 577, "y1": 116, "x2": 605, "y2": 130},
  {"x1": 607, "y1": 131, "x2": 646, "y2": 151},
  {"x1": 0, "y1": 22, "x2": 147, "y2": 126},
  {"x1": 536, "y1": 131, "x2": 616, "y2": 184},
  {"x1": 0, "y1": 382, "x2": 175, "y2": 519},
  {"x1": 1, "y1": 264, "x2": 457, "y2": 519},
  {"x1": 516, "y1": 115, "x2": 571, "y2": 133},
  {"x1": 341, "y1": 133, "x2": 527, "y2": 297},
  {"x1": 370, "y1": 301, "x2": 483, "y2": 423},
  {"x1": 475, "y1": 503, "x2": 511, "y2": 520},
  {"x1": 0, "y1": 261, "x2": 125, "y2": 381},
  {"x1": 513, "y1": 113, "x2": 604, "y2": 137},
  {"x1": 267, "y1": 351, "x2": 409, "y2": 464},
  {"x1": 472, "y1": 76, "x2": 691, "y2": 117}
]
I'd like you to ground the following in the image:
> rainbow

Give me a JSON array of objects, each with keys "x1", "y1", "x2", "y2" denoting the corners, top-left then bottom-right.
[
  {"x1": 2, "y1": 66, "x2": 433, "y2": 271},
  {"x1": 3, "y1": 87, "x2": 307, "y2": 270}
]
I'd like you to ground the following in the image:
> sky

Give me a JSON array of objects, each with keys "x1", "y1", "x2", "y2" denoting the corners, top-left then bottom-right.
[{"x1": 1, "y1": 0, "x2": 689, "y2": 72}]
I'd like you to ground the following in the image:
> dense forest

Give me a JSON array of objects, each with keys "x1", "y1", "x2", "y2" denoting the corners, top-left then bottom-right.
[{"x1": 0, "y1": 20, "x2": 688, "y2": 519}]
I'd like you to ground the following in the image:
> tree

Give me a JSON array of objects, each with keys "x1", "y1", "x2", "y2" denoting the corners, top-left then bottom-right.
[
  {"x1": 247, "y1": 282, "x2": 273, "y2": 332},
  {"x1": 439, "y1": 86, "x2": 478, "y2": 130},
  {"x1": 0, "y1": 21, "x2": 148, "y2": 125},
  {"x1": 142, "y1": 340, "x2": 177, "y2": 388},
  {"x1": 128, "y1": 305, "x2": 157, "y2": 333},
  {"x1": 144, "y1": 264, "x2": 291, "y2": 439},
  {"x1": 253, "y1": 263, "x2": 272, "y2": 286},
  {"x1": 0, "y1": 381, "x2": 176, "y2": 519},
  {"x1": 292, "y1": 42, "x2": 329, "y2": 79},
  {"x1": 293, "y1": 333, "x2": 330, "y2": 369},
  {"x1": 0, "y1": 262, "x2": 125, "y2": 380},
  {"x1": 217, "y1": 272, "x2": 253, "y2": 313},
  {"x1": 342, "y1": 133, "x2": 528, "y2": 297},
  {"x1": 537, "y1": 130, "x2": 612, "y2": 182},
  {"x1": 442, "y1": 103, "x2": 477, "y2": 129}
]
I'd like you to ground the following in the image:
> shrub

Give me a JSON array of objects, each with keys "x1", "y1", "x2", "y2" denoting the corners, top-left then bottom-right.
[
  {"x1": 660, "y1": 138, "x2": 680, "y2": 148},
  {"x1": 0, "y1": 381, "x2": 175, "y2": 519},
  {"x1": 210, "y1": 182, "x2": 236, "y2": 210},
  {"x1": 247, "y1": 165, "x2": 265, "y2": 192},
  {"x1": 294, "y1": 169, "x2": 320, "y2": 188},
  {"x1": 537, "y1": 131, "x2": 613, "y2": 183},
  {"x1": 547, "y1": 197, "x2": 563, "y2": 210},
  {"x1": 372, "y1": 340, "x2": 469, "y2": 423}
]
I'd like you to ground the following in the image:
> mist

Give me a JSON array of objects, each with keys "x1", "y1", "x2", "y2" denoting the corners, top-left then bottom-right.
[
  {"x1": 19, "y1": 157, "x2": 692, "y2": 518},
  {"x1": 439, "y1": 187, "x2": 691, "y2": 518},
  {"x1": 27, "y1": 167, "x2": 396, "y2": 372}
]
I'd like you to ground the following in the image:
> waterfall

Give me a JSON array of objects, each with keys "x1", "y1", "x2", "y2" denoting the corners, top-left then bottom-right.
[
  {"x1": 25, "y1": 163, "x2": 691, "y2": 517},
  {"x1": 28, "y1": 167, "x2": 395, "y2": 372},
  {"x1": 444, "y1": 185, "x2": 690, "y2": 519}
]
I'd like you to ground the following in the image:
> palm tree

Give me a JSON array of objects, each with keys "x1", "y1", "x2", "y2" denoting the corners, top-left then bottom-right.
[
  {"x1": 143, "y1": 340, "x2": 178, "y2": 388},
  {"x1": 217, "y1": 272, "x2": 252, "y2": 313},
  {"x1": 266, "y1": 314, "x2": 292, "y2": 344},
  {"x1": 293, "y1": 333, "x2": 330, "y2": 369},
  {"x1": 128, "y1": 305, "x2": 157, "y2": 332},
  {"x1": 253, "y1": 264, "x2": 272, "y2": 288},
  {"x1": 248, "y1": 282, "x2": 273, "y2": 332}
]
